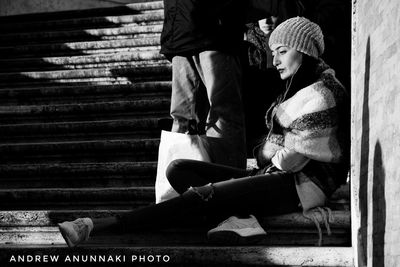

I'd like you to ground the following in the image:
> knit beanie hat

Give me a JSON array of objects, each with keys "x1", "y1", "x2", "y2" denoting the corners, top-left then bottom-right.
[{"x1": 269, "y1": 17, "x2": 324, "y2": 59}]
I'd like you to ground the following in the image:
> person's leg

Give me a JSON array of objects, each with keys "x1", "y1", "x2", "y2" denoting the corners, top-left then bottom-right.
[
  {"x1": 194, "y1": 51, "x2": 247, "y2": 168},
  {"x1": 170, "y1": 56, "x2": 203, "y2": 133},
  {"x1": 59, "y1": 171, "x2": 299, "y2": 247},
  {"x1": 166, "y1": 159, "x2": 250, "y2": 194},
  {"x1": 112, "y1": 171, "x2": 299, "y2": 232}
]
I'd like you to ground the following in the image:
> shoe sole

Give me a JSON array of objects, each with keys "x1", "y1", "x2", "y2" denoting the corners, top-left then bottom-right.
[{"x1": 207, "y1": 230, "x2": 267, "y2": 245}]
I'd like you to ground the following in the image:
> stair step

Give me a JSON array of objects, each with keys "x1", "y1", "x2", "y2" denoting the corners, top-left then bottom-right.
[
  {"x1": 0, "y1": 118, "x2": 166, "y2": 142},
  {"x1": 0, "y1": 65, "x2": 171, "y2": 88},
  {"x1": 0, "y1": 210, "x2": 351, "y2": 246},
  {"x1": 0, "y1": 38, "x2": 161, "y2": 59},
  {"x1": 0, "y1": 82, "x2": 171, "y2": 105},
  {"x1": 0, "y1": 11, "x2": 164, "y2": 34},
  {"x1": 0, "y1": 99, "x2": 170, "y2": 123},
  {"x1": 0, "y1": 246, "x2": 353, "y2": 266},
  {"x1": 0, "y1": 210, "x2": 351, "y2": 229},
  {"x1": 0, "y1": 162, "x2": 157, "y2": 189},
  {"x1": 0, "y1": 209, "x2": 351, "y2": 246},
  {"x1": 0, "y1": 1, "x2": 164, "y2": 23},
  {"x1": 0, "y1": 51, "x2": 167, "y2": 72},
  {"x1": 0, "y1": 24, "x2": 163, "y2": 45},
  {"x1": 0, "y1": 65, "x2": 171, "y2": 82},
  {"x1": 0, "y1": 188, "x2": 155, "y2": 209},
  {"x1": 0, "y1": 226, "x2": 350, "y2": 247},
  {"x1": 0, "y1": 139, "x2": 160, "y2": 163}
]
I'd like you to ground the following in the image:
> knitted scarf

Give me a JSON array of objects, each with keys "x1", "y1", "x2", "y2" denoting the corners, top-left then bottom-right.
[
  {"x1": 257, "y1": 60, "x2": 349, "y2": 196},
  {"x1": 258, "y1": 60, "x2": 349, "y2": 246}
]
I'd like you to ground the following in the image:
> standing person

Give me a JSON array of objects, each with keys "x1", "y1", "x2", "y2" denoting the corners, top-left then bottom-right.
[
  {"x1": 58, "y1": 17, "x2": 349, "y2": 247},
  {"x1": 241, "y1": 16, "x2": 283, "y2": 153},
  {"x1": 160, "y1": 0, "x2": 248, "y2": 168}
]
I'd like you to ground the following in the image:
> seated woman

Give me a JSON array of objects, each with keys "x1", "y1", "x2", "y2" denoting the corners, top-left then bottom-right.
[{"x1": 58, "y1": 17, "x2": 349, "y2": 248}]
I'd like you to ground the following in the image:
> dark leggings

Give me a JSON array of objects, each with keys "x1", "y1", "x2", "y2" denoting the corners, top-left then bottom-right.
[{"x1": 116, "y1": 159, "x2": 300, "y2": 231}]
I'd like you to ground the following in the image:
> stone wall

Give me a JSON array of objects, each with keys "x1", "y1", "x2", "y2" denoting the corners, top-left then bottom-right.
[
  {"x1": 0, "y1": 0, "x2": 141, "y2": 16},
  {"x1": 351, "y1": 0, "x2": 400, "y2": 266}
]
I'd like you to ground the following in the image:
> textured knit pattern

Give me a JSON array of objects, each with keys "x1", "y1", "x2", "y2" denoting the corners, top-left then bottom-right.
[
  {"x1": 269, "y1": 17, "x2": 325, "y2": 59},
  {"x1": 259, "y1": 60, "x2": 349, "y2": 196}
]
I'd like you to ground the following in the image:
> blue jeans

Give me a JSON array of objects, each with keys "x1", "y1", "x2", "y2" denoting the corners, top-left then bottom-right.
[{"x1": 170, "y1": 51, "x2": 246, "y2": 168}]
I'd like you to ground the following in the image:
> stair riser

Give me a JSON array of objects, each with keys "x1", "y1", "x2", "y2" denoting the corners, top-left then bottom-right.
[
  {"x1": 0, "y1": 229, "x2": 350, "y2": 247},
  {"x1": 0, "y1": 118, "x2": 162, "y2": 133},
  {"x1": 0, "y1": 82, "x2": 171, "y2": 103},
  {"x1": 0, "y1": 65, "x2": 171, "y2": 81},
  {"x1": 0, "y1": 161, "x2": 157, "y2": 188},
  {"x1": 0, "y1": 25, "x2": 163, "y2": 45},
  {"x1": 0, "y1": 175, "x2": 155, "y2": 189},
  {"x1": 0, "y1": 1, "x2": 164, "y2": 24},
  {"x1": 0, "y1": 60, "x2": 169, "y2": 73},
  {"x1": 0, "y1": 111, "x2": 169, "y2": 125},
  {"x1": 0, "y1": 76, "x2": 171, "y2": 89},
  {"x1": 0, "y1": 40, "x2": 161, "y2": 59},
  {"x1": 1, "y1": 50, "x2": 166, "y2": 65},
  {"x1": 0, "y1": 12, "x2": 164, "y2": 33},
  {"x1": 0, "y1": 131, "x2": 163, "y2": 143},
  {"x1": 0, "y1": 141, "x2": 160, "y2": 164},
  {"x1": 0, "y1": 102, "x2": 169, "y2": 115},
  {"x1": 0, "y1": 91, "x2": 171, "y2": 106},
  {"x1": 0, "y1": 119, "x2": 167, "y2": 142}
]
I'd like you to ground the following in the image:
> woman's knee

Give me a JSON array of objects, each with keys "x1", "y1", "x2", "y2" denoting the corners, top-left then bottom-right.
[
  {"x1": 166, "y1": 159, "x2": 187, "y2": 181},
  {"x1": 165, "y1": 159, "x2": 192, "y2": 192}
]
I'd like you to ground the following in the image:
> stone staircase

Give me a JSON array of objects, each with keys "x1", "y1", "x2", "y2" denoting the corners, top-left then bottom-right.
[{"x1": 0, "y1": 1, "x2": 353, "y2": 266}]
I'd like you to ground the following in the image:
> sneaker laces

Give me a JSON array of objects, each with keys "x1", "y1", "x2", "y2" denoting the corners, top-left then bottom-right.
[
  {"x1": 74, "y1": 218, "x2": 92, "y2": 242},
  {"x1": 216, "y1": 215, "x2": 260, "y2": 229},
  {"x1": 303, "y1": 207, "x2": 333, "y2": 246}
]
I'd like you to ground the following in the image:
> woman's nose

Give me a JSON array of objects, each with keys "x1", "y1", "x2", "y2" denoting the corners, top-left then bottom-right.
[{"x1": 272, "y1": 54, "x2": 280, "y2": 67}]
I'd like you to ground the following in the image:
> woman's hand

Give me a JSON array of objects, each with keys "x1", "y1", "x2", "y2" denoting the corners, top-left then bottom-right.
[{"x1": 271, "y1": 148, "x2": 310, "y2": 172}]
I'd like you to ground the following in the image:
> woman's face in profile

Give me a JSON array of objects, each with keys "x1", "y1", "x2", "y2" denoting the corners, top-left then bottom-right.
[{"x1": 271, "y1": 45, "x2": 303, "y2": 80}]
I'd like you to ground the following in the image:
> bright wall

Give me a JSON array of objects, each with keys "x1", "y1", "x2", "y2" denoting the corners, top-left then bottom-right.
[{"x1": 351, "y1": 0, "x2": 400, "y2": 266}]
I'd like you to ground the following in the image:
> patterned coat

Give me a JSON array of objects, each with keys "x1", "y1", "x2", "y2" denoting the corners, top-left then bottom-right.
[{"x1": 257, "y1": 60, "x2": 349, "y2": 201}]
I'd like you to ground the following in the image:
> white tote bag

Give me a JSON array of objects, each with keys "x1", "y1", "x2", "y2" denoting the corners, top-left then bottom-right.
[{"x1": 155, "y1": 130, "x2": 211, "y2": 203}]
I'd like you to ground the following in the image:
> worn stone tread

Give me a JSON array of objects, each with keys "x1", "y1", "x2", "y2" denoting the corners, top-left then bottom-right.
[
  {"x1": 0, "y1": 162, "x2": 157, "y2": 188},
  {"x1": 0, "y1": 76, "x2": 171, "y2": 88},
  {"x1": 0, "y1": 65, "x2": 171, "y2": 83},
  {"x1": 0, "y1": 118, "x2": 163, "y2": 136},
  {"x1": 0, "y1": 138, "x2": 159, "y2": 154},
  {"x1": 0, "y1": 187, "x2": 155, "y2": 202},
  {"x1": 1, "y1": 50, "x2": 164, "y2": 64},
  {"x1": 0, "y1": 99, "x2": 170, "y2": 117},
  {"x1": 0, "y1": 226, "x2": 351, "y2": 247},
  {"x1": 0, "y1": 11, "x2": 164, "y2": 33},
  {"x1": 0, "y1": 82, "x2": 171, "y2": 103},
  {"x1": 0, "y1": 210, "x2": 351, "y2": 229},
  {"x1": 0, "y1": 38, "x2": 161, "y2": 58},
  {"x1": 0, "y1": 24, "x2": 163, "y2": 45},
  {"x1": 0, "y1": 1, "x2": 164, "y2": 23}
]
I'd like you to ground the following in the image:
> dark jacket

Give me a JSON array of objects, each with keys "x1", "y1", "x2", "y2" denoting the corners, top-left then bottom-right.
[{"x1": 160, "y1": 0, "x2": 246, "y2": 59}]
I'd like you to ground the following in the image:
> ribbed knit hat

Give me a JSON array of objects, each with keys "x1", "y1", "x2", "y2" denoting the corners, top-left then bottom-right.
[{"x1": 269, "y1": 17, "x2": 324, "y2": 59}]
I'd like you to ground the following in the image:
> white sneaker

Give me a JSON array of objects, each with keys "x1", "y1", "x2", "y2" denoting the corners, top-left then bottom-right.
[
  {"x1": 58, "y1": 218, "x2": 93, "y2": 248},
  {"x1": 207, "y1": 215, "x2": 267, "y2": 245}
]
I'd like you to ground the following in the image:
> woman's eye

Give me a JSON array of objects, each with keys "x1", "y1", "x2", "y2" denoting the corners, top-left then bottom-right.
[{"x1": 279, "y1": 50, "x2": 287, "y2": 55}]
